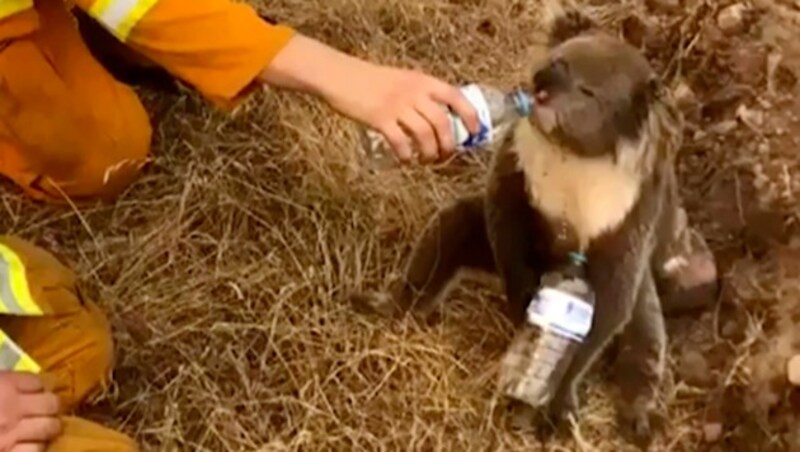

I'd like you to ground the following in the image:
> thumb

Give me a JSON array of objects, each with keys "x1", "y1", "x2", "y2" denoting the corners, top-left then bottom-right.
[{"x1": 11, "y1": 444, "x2": 46, "y2": 452}]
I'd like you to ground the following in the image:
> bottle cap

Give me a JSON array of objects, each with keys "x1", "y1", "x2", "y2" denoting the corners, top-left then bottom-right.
[
  {"x1": 568, "y1": 252, "x2": 587, "y2": 265},
  {"x1": 511, "y1": 90, "x2": 534, "y2": 117}
]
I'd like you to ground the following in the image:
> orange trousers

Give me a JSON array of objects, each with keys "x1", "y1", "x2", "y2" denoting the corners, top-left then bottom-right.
[
  {"x1": 0, "y1": 236, "x2": 136, "y2": 451},
  {"x1": 0, "y1": 0, "x2": 294, "y2": 204},
  {"x1": 0, "y1": 0, "x2": 150, "y2": 203}
]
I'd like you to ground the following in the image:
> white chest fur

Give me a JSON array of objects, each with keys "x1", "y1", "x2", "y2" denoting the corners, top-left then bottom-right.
[{"x1": 512, "y1": 120, "x2": 642, "y2": 250}]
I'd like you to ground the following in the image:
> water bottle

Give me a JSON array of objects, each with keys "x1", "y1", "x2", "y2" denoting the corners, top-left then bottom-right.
[
  {"x1": 359, "y1": 83, "x2": 534, "y2": 170},
  {"x1": 498, "y1": 252, "x2": 596, "y2": 409}
]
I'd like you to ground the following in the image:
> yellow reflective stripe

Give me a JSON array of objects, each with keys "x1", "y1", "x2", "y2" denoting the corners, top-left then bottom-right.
[
  {"x1": 0, "y1": 244, "x2": 41, "y2": 316},
  {"x1": 0, "y1": 0, "x2": 33, "y2": 19},
  {"x1": 14, "y1": 352, "x2": 40, "y2": 373},
  {"x1": 88, "y1": 0, "x2": 159, "y2": 42},
  {"x1": 0, "y1": 330, "x2": 39, "y2": 373},
  {"x1": 88, "y1": 0, "x2": 115, "y2": 18}
]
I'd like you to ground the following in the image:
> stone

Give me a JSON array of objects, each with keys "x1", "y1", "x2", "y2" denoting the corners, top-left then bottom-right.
[
  {"x1": 673, "y1": 81, "x2": 698, "y2": 110},
  {"x1": 709, "y1": 120, "x2": 738, "y2": 135},
  {"x1": 647, "y1": 0, "x2": 680, "y2": 12},
  {"x1": 788, "y1": 355, "x2": 800, "y2": 386},
  {"x1": 736, "y1": 104, "x2": 764, "y2": 130},
  {"x1": 679, "y1": 349, "x2": 713, "y2": 387},
  {"x1": 703, "y1": 422, "x2": 723, "y2": 442},
  {"x1": 721, "y1": 320, "x2": 739, "y2": 338},
  {"x1": 717, "y1": 4, "x2": 747, "y2": 34}
]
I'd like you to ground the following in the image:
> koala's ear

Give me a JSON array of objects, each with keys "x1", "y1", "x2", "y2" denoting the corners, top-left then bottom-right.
[
  {"x1": 647, "y1": 75, "x2": 665, "y2": 101},
  {"x1": 543, "y1": 1, "x2": 597, "y2": 47},
  {"x1": 635, "y1": 76, "x2": 661, "y2": 109},
  {"x1": 614, "y1": 74, "x2": 659, "y2": 140}
]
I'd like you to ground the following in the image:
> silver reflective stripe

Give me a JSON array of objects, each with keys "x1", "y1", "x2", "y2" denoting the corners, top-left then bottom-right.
[
  {"x1": 0, "y1": 338, "x2": 20, "y2": 371},
  {"x1": 0, "y1": 255, "x2": 23, "y2": 315}
]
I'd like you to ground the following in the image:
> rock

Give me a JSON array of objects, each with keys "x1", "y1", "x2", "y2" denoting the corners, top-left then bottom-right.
[
  {"x1": 679, "y1": 349, "x2": 713, "y2": 387},
  {"x1": 788, "y1": 355, "x2": 800, "y2": 386},
  {"x1": 693, "y1": 129, "x2": 708, "y2": 141},
  {"x1": 709, "y1": 120, "x2": 738, "y2": 135},
  {"x1": 646, "y1": 0, "x2": 680, "y2": 12},
  {"x1": 703, "y1": 422, "x2": 723, "y2": 443},
  {"x1": 721, "y1": 320, "x2": 739, "y2": 338},
  {"x1": 736, "y1": 104, "x2": 765, "y2": 130},
  {"x1": 673, "y1": 81, "x2": 697, "y2": 110},
  {"x1": 717, "y1": 4, "x2": 747, "y2": 34},
  {"x1": 704, "y1": 85, "x2": 747, "y2": 116},
  {"x1": 756, "y1": 97, "x2": 772, "y2": 109},
  {"x1": 621, "y1": 14, "x2": 651, "y2": 48},
  {"x1": 767, "y1": 51, "x2": 783, "y2": 95},
  {"x1": 730, "y1": 44, "x2": 767, "y2": 85}
]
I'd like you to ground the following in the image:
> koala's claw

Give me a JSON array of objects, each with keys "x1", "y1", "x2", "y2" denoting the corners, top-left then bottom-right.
[
  {"x1": 618, "y1": 404, "x2": 665, "y2": 450},
  {"x1": 548, "y1": 386, "x2": 579, "y2": 423},
  {"x1": 348, "y1": 291, "x2": 397, "y2": 318}
]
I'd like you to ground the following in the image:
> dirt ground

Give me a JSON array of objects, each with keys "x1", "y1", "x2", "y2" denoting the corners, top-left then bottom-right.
[{"x1": 2, "y1": 0, "x2": 800, "y2": 450}]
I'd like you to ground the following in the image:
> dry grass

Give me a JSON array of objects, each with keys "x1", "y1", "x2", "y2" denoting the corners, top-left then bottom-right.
[{"x1": 1, "y1": 0, "x2": 799, "y2": 451}]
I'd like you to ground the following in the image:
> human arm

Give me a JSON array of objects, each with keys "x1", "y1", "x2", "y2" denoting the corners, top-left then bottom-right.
[
  {"x1": 257, "y1": 34, "x2": 480, "y2": 163},
  {"x1": 72, "y1": 0, "x2": 478, "y2": 163}
]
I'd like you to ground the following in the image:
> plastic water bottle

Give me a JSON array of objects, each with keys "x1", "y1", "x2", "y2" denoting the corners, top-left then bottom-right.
[
  {"x1": 359, "y1": 84, "x2": 534, "y2": 170},
  {"x1": 498, "y1": 252, "x2": 596, "y2": 409}
]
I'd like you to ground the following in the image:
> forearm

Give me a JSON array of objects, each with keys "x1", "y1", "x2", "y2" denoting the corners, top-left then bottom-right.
[
  {"x1": 257, "y1": 34, "x2": 374, "y2": 100},
  {"x1": 256, "y1": 31, "x2": 480, "y2": 162}
]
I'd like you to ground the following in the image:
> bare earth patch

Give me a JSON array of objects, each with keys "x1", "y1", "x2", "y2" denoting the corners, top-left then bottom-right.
[{"x1": 2, "y1": 0, "x2": 799, "y2": 450}]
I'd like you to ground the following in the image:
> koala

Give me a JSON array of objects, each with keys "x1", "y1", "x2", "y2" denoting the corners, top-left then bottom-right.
[{"x1": 350, "y1": 5, "x2": 718, "y2": 447}]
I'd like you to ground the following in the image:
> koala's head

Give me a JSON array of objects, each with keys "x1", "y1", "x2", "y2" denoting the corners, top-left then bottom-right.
[{"x1": 529, "y1": 10, "x2": 660, "y2": 158}]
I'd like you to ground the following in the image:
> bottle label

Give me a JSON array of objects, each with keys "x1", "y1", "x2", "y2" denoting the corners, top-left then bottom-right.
[
  {"x1": 526, "y1": 287, "x2": 594, "y2": 343},
  {"x1": 453, "y1": 84, "x2": 492, "y2": 149}
]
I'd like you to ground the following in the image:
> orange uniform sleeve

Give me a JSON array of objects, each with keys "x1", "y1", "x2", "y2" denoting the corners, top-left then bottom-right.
[{"x1": 74, "y1": 0, "x2": 296, "y2": 108}]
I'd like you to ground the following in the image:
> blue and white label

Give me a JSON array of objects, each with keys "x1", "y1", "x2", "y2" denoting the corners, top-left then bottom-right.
[
  {"x1": 526, "y1": 287, "x2": 594, "y2": 343},
  {"x1": 452, "y1": 84, "x2": 493, "y2": 150}
]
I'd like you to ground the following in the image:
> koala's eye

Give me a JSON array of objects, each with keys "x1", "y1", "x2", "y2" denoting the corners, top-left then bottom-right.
[
  {"x1": 579, "y1": 86, "x2": 595, "y2": 97},
  {"x1": 552, "y1": 58, "x2": 569, "y2": 73}
]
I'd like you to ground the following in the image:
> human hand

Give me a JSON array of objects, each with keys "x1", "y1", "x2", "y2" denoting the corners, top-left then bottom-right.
[
  {"x1": 0, "y1": 372, "x2": 61, "y2": 452},
  {"x1": 322, "y1": 63, "x2": 481, "y2": 164},
  {"x1": 260, "y1": 35, "x2": 481, "y2": 164}
]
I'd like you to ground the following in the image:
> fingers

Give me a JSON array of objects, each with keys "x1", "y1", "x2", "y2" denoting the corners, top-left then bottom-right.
[
  {"x1": 398, "y1": 109, "x2": 438, "y2": 163},
  {"x1": 414, "y1": 97, "x2": 455, "y2": 160},
  {"x1": 370, "y1": 73, "x2": 482, "y2": 164},
  {"x1": 8, "y1": 373, "x2": 44, "y2": 394},
  {"x1": 11, "y1": 443, "x2": 47, "y2": 452},
  {"x1": 19, "y1": 393, "x2": 59, "y2": 417},
  {"x1": 11, "y1": 417, "x2": 61, "y2": 444},
  {"x1": 377, "y1": 122, "x2": 413, "y2": 164},
  {"x1": 430, "y1": 83, "x2": 480, "y2": 134}
]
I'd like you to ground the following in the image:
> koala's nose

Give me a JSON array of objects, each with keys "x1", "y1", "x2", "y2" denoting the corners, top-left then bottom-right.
[{"x1": 533, "y1": 60, "x2": 569, "y2": 93}]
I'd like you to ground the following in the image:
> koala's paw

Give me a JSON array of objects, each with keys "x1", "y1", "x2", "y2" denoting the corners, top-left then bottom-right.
[{"x1": 348, "y1": 290, "x2": 398, "y2": 318}]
